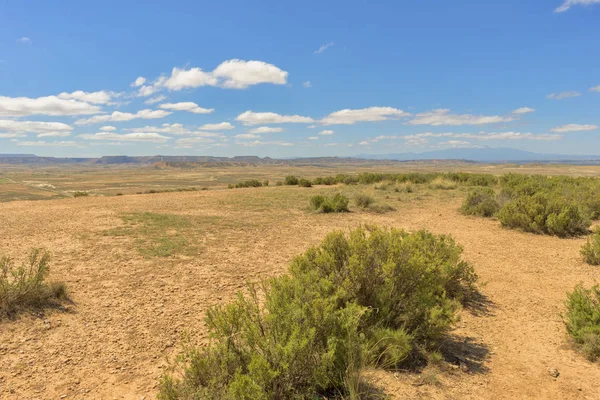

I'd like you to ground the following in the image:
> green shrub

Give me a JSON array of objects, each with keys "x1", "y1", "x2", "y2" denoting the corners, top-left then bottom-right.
[
  {"x1": 461, "y1": 187, "x2": 500, "y2": 217},
  {"x1": 354, "y1": 193, "x2": 375, "y2": 208},
  {"x1": 565, "y1": 284, "x2": 600, "y2": 361},
  {"x1": 73, "y1": 191, "x2": 89, "y2": 197},
  {"x1": 0, "y1": 249, "x2": 68, "y2": 319},
  {"x1": 158, "y1": 227, "x2": 477, "y2": 399},
  {"x1": 310, "y1": 194, "x2": 349, "y2": 213},
  {"x1": 497, "y1": 193, "x2": 589, "y2": 237},
  {"x1": 284, "y1": 176, "x2": 299, "y2": 185},
  {"x1": 429, "y1": 178, "x2": 458, "y2": 190},
  {"x1": 263, "y1": 180, "x2": 269, "y2": 187},
  {"x1": 581, "y1": 228, "x2": 600, "y2": 265},
  {"x1": 298, "y1": 178, "x2": 312, "y2": 188},
  {"x1": 235, "y1": 180, "x2": 263, "y2": 188}
]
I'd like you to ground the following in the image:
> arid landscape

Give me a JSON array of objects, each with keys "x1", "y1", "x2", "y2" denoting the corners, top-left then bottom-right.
[{"x1": 1, "y1": 163, "x2": 600, "y2": 399}]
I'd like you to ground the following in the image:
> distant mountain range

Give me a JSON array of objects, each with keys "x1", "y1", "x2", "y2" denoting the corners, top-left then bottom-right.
[
  {"x1": 1, "y1": 148, "x2": 600, "y2": 165},
  {"x1": 356, "y1": 147, "x2": 600, "y2": 163}
]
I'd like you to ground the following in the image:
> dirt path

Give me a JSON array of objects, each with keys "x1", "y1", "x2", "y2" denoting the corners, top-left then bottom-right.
[{"x1": 1, "y1": 189, "x2": 599, "y2": 399}]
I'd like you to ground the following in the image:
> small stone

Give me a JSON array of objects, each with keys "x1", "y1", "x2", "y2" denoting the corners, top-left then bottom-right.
[{"x1": 548, "y1": 368, "x2": 560, "y2": 378}]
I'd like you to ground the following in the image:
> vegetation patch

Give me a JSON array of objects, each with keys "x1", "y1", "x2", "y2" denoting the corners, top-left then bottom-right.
[
  {"x1": 581, "y1": 228, "x2": 600, "y2": 265},
  {"x1": 461, "y1": 187, "x2": 500, "y2": 217},
  {"x1": 429, "y1": 177, "x2": 458, "y2": 190},
  {"x1": 229, "y1": 180, "x2": 264, "y2": 189},
  {"x1": 158, "y1": 226, "x2": 477, "y2": 399},
  {"x1": 309, "y1": 193, "x2": 349, "y2": 213},
  {"x1": 72, "y1": 191, "x2": 89, "y2": 197},
  {"x1": 105, "y1": 212, "x2": 194, "y2": 257},
  {"x1": 1, "y1": 249, "x2": 68, "y2": 319},
  {"x1": 565, "y1": 284, "x2": 600, "y2": 361}
]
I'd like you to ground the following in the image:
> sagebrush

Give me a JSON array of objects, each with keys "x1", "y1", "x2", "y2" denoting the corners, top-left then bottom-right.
[
  {"x1": 158, "y1": 226, "x2": 477, "y2": 399},
  {"x1": 309, "y1": 194, "x2": 349, "y2": 213},
  {"x1": 581, "y1": 229, "x2": 600, "y2": 265},
  {"x1": 0, "y1": 249, "x2": 68, "y2": 319},
  {"x1": 565, "y1": 284, "x2": 600, "y2": 361}
]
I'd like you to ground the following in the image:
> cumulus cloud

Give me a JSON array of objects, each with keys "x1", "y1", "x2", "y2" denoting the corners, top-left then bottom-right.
[
  {"x1": 237, "y1": 140, "x2": 294, "y2": 147},
  {"x1": 131, "y1": 77, "x2": 146, "y2": 87},
  {"x1": 0, "y1": 95, "x2": 102, "y2": 117},
  {"x1": 199, "y1": 122, "x2": 234, "y2": 130},
  {"x1": 407, "y1": 109, "x2": 514, "y2": 126},
  {"x1": 0, "y1": 119, "x2": 73, "y2": 134},
  {"x1": 74, "y1": 109, "x2": 171, "y2": 125},
  {"x1": 236, "y1": 111, "x2": 314, "y2": 126},
  {"x1": 321, "y1": 107, "x2": 410, "y2": 125},
  {"x1": 546, "y1": 91, "x2": 581, "y2": 100},
  {"x1": 127, "y1": 123, "x2": 189, "y2": 135},
  {"x1": 155, "y1": 59, "x2": 288, "y2": 92},
  {"x1": 36, "y1": 132, "x2": 71, "y2": 138},
  {"x1": 590, "y1": 85, "x2": 600, "y2": 92},
  {"x1": 212, "y1": 59, "x2": 288, "y2": 89},
  {"x1": 0, "y1": 133, "x2": 26, "y2": 138},
  {"x1": 57, "y1": 90, "x2": 118, "y2": 105},
  {"x1": 17, "y1": 141, "x2": 78, "y2": 147},
  {"x1": 550, "y1": 124, "x2": 598, "y2": 133},
  {"x1": 303, "y1": 81, "x2": 312, "y2": 88},
  {"x1": 17, "y1": 37, "x2": 31, "y2": 44},
  {"x1": 512, "y1": 107, "x2": 536, "y2": 114},
  {"x1": 308, "y1": 136, "x2": 319, "y2": 140},
  {"x1": 78, "y1": 132, "x2": 170, "y2": 143},
  {"x1": 319, "y1": 130, "x2": 334, "y2": 135},
  {"x1": 315, "y1": 42, "x2": 334, "y2": 54},
  {"x1": 175, "y1": 137, "x2": 216, "y2": 145},
  {"x1": 555, "y1": 0, "x2": 600, "y2": 12},
  {"x1": 99, "y1": 126, "x2": 117, "y2": 132},
  {"x1": 403, "y1": 131, "x2": 561, "y2": 141},
  {"x1": 248, "y1": 126, "x2": 284, "y2": 134},
  {"x1": 159, "y1": 102, "x2": 214, "y2": 114},
  {"x1": 235, "y1": 133, "x2": 261, "y2": 139},
  {"x1": 144, "y1": 95, "x2": 167, "y2": 104}
]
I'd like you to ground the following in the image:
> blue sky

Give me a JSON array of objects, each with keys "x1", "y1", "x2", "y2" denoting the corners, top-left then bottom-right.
[{"x1": 0, "y1": 0, "x2": 599, "y2": 158}]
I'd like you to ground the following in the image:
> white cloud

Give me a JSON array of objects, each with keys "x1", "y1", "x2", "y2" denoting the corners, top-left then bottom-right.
[
  {"x1": 0, "y1": 119, "x2": 73, "y2": 134},
  {"x1": 137, "y1": 84, "x2": 160, "y2": 97},
  {"x1": 0, "y1": 133, "x2": 26, "y2": 138},
  {"x1": 236, "y1": 111, "x2": 314, "y2": 126},
  {"x1": 512, "y1": 107, "x2": 536, "y2": 114},
  {"x1": 248, "y1": 126, "x2": 284, "y2": 134},
  {"x1": 550, "y1": 124, "x2": 598, "y2": 133},
  {"x1": 17, "y1": 37, "x2": 31, "y2": 45},
  {"x1": 159, "y1": 102, "x2": 214, "y2": 114},
  {"x1": 315, "y1": 42, "x2": 334, "y2": 54},
  {"x1": 319, "y1": 130, "x2": 334, "y2": 135},
  {"x1": 159, "y1": 59, "x2": 288, "y2": 91},
  {"x1": 321, "y1": 107, "x2": 410, "y2": 125},
  {"x1": 235, "y1": 133, "x2": 261, "y2": 139},
  {"x1": 74, "y1": 109, "x2": 171, "y2": 125},
  {"x1": 175, "y1": 137, "x2": 216, "y2": 145},
  {"x1": 403, "y1": 131, "x2": 561, "y2": 141},
  {"x1": 17, "y1": 141, "x2": 78, "y2": 147},
  {"x1": 212, "y1": 59, "x2": 288, "y2": 89},
  {"x1": 555, "y1": 0, "x2": 600, "y2": 12},
  {"x1": 590, "y1": 85, "x2": 600, "y2": 92},
  {"x1": 308, "y1": 136, "x2": 319, "y2": 140},
  {"x1": 99, "y1": 126, "x2": 117, "y2": 132},
  {"x1": 131, "y1": 77, "x2": 146, "y2": 87},
  {"x1": 0, "y1": 95, "x2": 102, "y2": 117},
  {"x1": 407, "y1": 109, "x2": 514, "y2": 126},
  {"x1": 79, "y1": 132, "x2": 170, "y2": 143},
  {"x1": 199, "y1": 122, "x2": 234, "y2": 130},
  {"x1": 57, "y1": 90, "x2": 117, "y2": 105},
  {"x1": 144, "y1": 95, "x2": 167, "y2": 104},
  {"x1": 128, "y1": 123, "x2": 189, "y2": 135},
  {"x1": 438, "y1": 140, "x2": 478, "y2": 148},
  {"x1": 36, "y1": 131, "x2": 71, "y2": 138},
  {"x1": 237, "y1": 140, "x2": 294, "y2": 147},
  {"x1": 303, "y1": 81, "x2": 312, "y2": 88},
  {"x1": 546, "y1": 91, "x2": 581, "y2": 100}
]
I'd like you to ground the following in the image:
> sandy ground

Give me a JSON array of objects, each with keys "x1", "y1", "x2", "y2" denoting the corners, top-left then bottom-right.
[{"x1": 1, "y1": 187, "x2": 599, "y2": 399}]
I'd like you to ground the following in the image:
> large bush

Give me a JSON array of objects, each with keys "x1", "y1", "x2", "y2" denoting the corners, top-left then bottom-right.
[
  {"x1": 497, "y1": 192, "x2": 589, "y2": 237},
  {"x1": 309, "y1": 194, "x2": 349, "y2": 213},
  {"x1": 581, "y1": 228, "x2": 600, "y2": 265},
  {"x1": 159, "y1": 227, "x2": 477, "y2": 399},
  {"x1": 565, "y1": 284, "x2": 600, "y2": 361},
  {"x1": 461, "y1": 187, "x2": 500, "y2": 217},
  {"x1": 0, "y1": 249, "x2": 68, "y2": 319}
]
